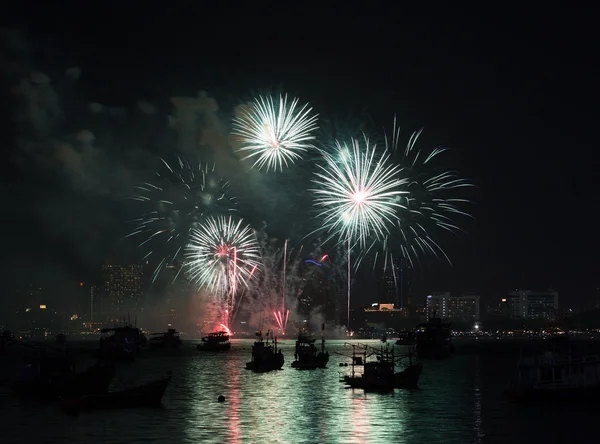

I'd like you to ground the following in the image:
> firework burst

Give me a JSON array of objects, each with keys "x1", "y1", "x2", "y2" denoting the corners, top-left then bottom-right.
[
  {"x1": 311, "y1": 135, "x2": 408, "y2": 249},
  {"x1": 127, "y1": 157, "x2": 236, "y2": 283},
  {"x1": 185, "y1": 216, "x2": 260, "y2": 327},
  {"x1": 232, "y1": 94, "x2": 319, "y2": 172},
  {"x1": 376, "y1": 116, "x2": 474, "y2": 270}
]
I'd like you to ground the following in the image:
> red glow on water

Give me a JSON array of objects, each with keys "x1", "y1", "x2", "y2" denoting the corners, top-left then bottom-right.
[
  {"x1": 351, "y1": 396, "x2": 371, "y2": 442},
  {"x1": 225, "y1": 348, "x2": 241, "y2": 442}
]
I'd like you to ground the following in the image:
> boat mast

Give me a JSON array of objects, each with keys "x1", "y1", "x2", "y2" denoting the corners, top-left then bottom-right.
[
  {"x1": 351, "y1": 344, "x2": 356, "y2": 379},
  {"x1": 282, "y1": 239, "x2": 287, "y2": 324}
]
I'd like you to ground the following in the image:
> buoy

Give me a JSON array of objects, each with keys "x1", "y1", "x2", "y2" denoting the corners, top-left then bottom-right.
[{"x1": 218, "y1": 395, "x2": 225, "y2": 402}]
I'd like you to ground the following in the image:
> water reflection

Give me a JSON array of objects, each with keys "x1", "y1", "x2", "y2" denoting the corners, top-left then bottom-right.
[
  {"x1": 473, "y1": 356, "x2": 484, "y2": 442},
  {"x1": 224, "y1": 355, "x2": 242, "y2": 443},
  {"x1": 5, "y1": 339, "x2": 600, "y2": 443},
  {"x1": 350, "y1": 394, "x2": 372, "y2": 443}
]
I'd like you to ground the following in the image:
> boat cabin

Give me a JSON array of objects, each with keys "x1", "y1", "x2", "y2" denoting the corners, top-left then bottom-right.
[{"x1": 516, "y1": 352, "x2": 600, "y2": 389}]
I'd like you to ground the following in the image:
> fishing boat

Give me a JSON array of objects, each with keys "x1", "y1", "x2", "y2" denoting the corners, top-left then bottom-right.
[
  {"x1": 12, "y1": 358, "x2": 115, "y2": 400},
  {"x1": 197, "y1": 331, "x2": 231, "y2": 351},
  {"x1": 415, "y1": 318, "x2": 453, "y2": 359},
  {"x1": 506, "y1": 340, "x2": 600, "y2": 403},
  {"x1": 99, "y1": 323, "x2": 147, "y2": 360},
  {"x1": 291, "y1": 327, "x2": 329, "y2": 370},
  {"x1": 149, "y1": 329, "x2": 182, "y2": 349},
  {"x1": 63, "y1": 372, "x2": 172, "y2": 412},
  {"x1": 245, "y1": 330, "x2": 284, "y2": 372},
  {"x1": 340, "y1": 343, "x2": 422, "y2": 391}
]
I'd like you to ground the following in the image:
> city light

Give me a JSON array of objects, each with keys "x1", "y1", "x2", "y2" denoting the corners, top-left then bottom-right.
[{"x1": 39, "y1": 304, "x2": 47, "y2": 309}]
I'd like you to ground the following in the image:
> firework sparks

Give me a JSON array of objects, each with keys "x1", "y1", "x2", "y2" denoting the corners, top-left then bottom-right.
[
  {"x1": 376, "y1": 116, "x2": 474, "y2": 270},
  {"x1": 245, "y1": 235, "x2": 307, "y2": 334},
  {"x1": 127, "y1": 157, "x2": 235, "y2": 283},
  {"x1": 185, "y1": 216, "x2": 260, "y2": 327},
  {"x1": 311, "y1": 135, "x2": 408, "y2": 249},
  {"x1": 232, "y1": 94, "x2": 319, "y2": 172}
]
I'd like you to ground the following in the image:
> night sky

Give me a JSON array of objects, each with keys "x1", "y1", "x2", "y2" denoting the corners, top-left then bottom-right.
[{"x1": 1, "y1": 4, "x2": 599, "y2": 310}]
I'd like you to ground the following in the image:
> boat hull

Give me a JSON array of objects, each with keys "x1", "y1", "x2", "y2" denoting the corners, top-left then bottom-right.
[
  {"x1": 506, "y1": 385, "x2": 600, "y2": 403},
  {"x1": 291, "y1": 361, "x2": 318, "y2": 370},
  {"x1": 291, "y1": 352, "x2": 329, "y2": 370},
  {"x1": 246, "y1": 353, "x2": 284, "y2": 372},
  {"x1": 12, "y1": 360, "x2": 115, "y2": 401},
  {"x1": 344, "y1": 377, "x2": 395, "y2": 391},
  {"x1": 63, "y1": 375, "x2": 171, "y2": 412},
  {"x1": 344, "y1": 363, "x2": 422, "y2": 391},
  {"x1": 416, "y1": 344, "x2": 453, "y2": 359},
  {"x1": 394, "y1": 363, "x2": 422, "y2": 389}
]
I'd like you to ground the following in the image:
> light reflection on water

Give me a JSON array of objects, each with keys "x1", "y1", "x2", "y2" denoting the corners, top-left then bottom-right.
[{"x1": 2, "y1": 339, "x2": 599, "y2": 443}]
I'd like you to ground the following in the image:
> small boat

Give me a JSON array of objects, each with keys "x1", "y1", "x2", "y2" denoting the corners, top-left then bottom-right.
[
  {"x1": 197, "y1": 331, "x2": 231, "y2": 351},
  {"x1": 63, "y1": 372, "x2": 172, "y2": 412},
  {"x1": 506, "y1": 340, "x2": 600, "y2": 403},
  {"x1": 149, "y1": 329, "x2": 182, "y2": 349},
  {"x1": 245, "y1": 330, "x2": 284, "y2": 372},
  {"x1": 99, "y1": 323, "x2": 147, "y2": 360},
  {"x1": 340, "y1": 343, "x2": 422, "y2": 391},
  {"x1": 291, "y1": 328, "x2": 329, "y2": 370},
  {"x1": 415, "y1": 318, "x2": 453, "y2": 359},
  {"x1": 12, "y1": 358, "x2": 115, "y2": 400}
]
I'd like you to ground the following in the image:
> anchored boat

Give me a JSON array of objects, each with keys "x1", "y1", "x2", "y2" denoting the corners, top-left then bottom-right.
[
  {"x1": 197, "y1": 331, "x2": 231, "y2": 351},
  {"x1": 149, "y1": 328, "x2": 182, "y2": 349},
  {"x1": 63, "y1": 371, "x2": 172, "y2": 412},
  {"x1": 340, "y1": 343, "x2": 422, "y2": 391},
  {"x1": 246, "y1": 330, "x2": 284, "y2": 372},
  {"x1": 506, "y1": 339, "x2": 600, "y2": 403},
  {"x1": 291, "y1": 327, "x2": 329, "y2": 370}
]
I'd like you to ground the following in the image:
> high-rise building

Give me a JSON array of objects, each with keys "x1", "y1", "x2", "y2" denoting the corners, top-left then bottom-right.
[
  {"x1": 426, "y1": 292, "x2": 480, "y2": 323},
  {"x1": 89, "y1": 284, "x2": 97, "y2": 322},
  {"x1": 506, "y1": 290, "x2": 558, "y2": 320},
  {"x1": 101, "y1": 264, "x2": 145, "y2": 318},
  {"x1": 426, "y1": 292, "x2": 450, "y2": 319},
  {"x1": 300, "y1": 260, "x2": 336, "y2": 321},
  {"x1": 400, "y1": 260, "x2": 413, "y2": 309},
  {"x1": 379, "y1": 257, "x2": 404, "y2": 308},
  {"x1": 381, "y1": 273, "x2": 397, "y2": 305},
  {"x1": 447, "y1": 294, "x2": 480, "y2": 322}
]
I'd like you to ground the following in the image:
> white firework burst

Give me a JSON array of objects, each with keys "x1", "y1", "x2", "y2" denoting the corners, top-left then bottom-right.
[
  {"x1": 126, "y1": 157, "x2": 235, "y2": 283},
  {"x1": 232, "y1": 94, "x2": 319, "y2": 172},
  {"x1": 378, "y1": 116, "x2": 474, "y2": 270},
  {"x1": 311, "y1": 135, "x2": 408, "y2": 249},
  {"x1": 185, "y1": 216, "x2": 261, "y2": 296}
]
